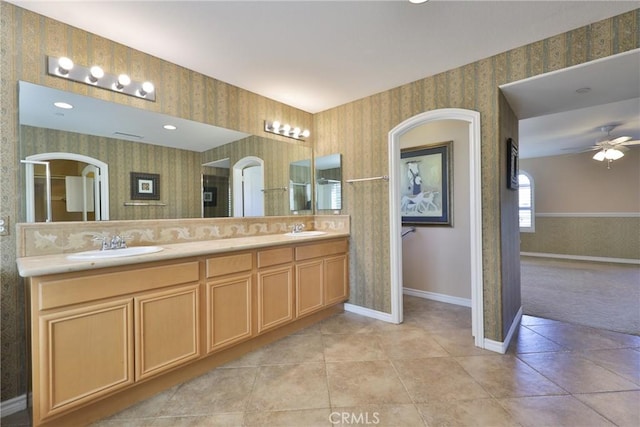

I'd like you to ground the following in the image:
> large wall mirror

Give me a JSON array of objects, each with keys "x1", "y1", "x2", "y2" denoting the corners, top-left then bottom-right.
[
  {"x1": 315, "y1": 153, "x2": 342, "y2": 211},
  {"x1": 18, "y1": 81, "x2": 313, "y2": 222}
]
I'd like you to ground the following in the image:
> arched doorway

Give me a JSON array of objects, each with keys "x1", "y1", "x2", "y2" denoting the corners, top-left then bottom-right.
[
  {"x1": 23, "y1": 152, "x2": 109, "y2": 222},
  {"x1": 232, "y1": 156, "x2": 265, "y2": 217},
  {"x1": 388, "y1": 108, "x2": 484, "y2": 348}
]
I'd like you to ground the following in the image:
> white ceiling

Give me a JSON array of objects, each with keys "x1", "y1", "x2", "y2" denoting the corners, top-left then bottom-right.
[{"x1": 10, "y1": 1, "x2": 640, "y2": 157}]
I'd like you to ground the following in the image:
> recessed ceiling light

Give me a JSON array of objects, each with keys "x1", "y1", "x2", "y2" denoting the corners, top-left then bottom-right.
[
  {"x1": 575, "y1": 87, "x2": 591, "y2": 94},
  {"x1": 409, "y1": 0, "x2": 429, "y2": 3},
  {"x1": 163, "y1": 124, "x2": 177, "y2": 130},
  {"x1": 53, "y1": 101, "x2": 73, "y2": 109}
]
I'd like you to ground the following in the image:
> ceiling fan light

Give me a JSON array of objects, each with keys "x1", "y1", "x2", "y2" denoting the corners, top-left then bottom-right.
[
  {"x1": 605, "y1": 148, "x2": 624, "y2": 160},
  {"x1": 593, "y1": 150, "x2": 606, "y2": 161}
]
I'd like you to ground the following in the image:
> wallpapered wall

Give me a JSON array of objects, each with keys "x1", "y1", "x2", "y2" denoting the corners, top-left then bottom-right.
[
  {"x1": 0, "y1": 3, "x2": 312, "y2": 402},
  {"x1": 313, "y1": 10, "x2": 638, "y2": 338},
  {"x1": 1, "y1": 2, "x2": 638, "y2": 403}
]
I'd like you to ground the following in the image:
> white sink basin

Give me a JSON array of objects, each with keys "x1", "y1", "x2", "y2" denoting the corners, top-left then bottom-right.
[
  {"x1": 67, "y1": 246, "x2": 163, "y2": 260},
  {"x1": 284, "y1": 231, "x2": 327, "y2": 237}
]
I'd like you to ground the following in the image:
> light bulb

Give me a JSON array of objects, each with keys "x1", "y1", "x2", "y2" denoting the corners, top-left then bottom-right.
[
  {"x1": 115, "y1": 74, "x2": 131, "y2": 90},
  {"x1": 88, "y1": 65, "x2": 104, "y2": 83},
  {"x1": 272, "y1": 121, "x2": 280, "y2": 132},
  {"x1": 292, "y1": 127, "x2": 301, "y2": 138},
  {"x1": 301, "y1": 129, "x2": 310, "y2": 138},
  {"x1": 138, "y1": 81, "x2": 155, "y2": 97},
  {"x1": 283, "y1": 124, "x2": 291, "y2": 134},
  {"x1": 57, "y1": 57, "x2": 74, "y2": 75},
  {"x1": 593, "y1": 150, "x2": 606, "y2": 161}
]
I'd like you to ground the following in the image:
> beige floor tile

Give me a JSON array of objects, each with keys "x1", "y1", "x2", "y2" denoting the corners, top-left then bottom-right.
[
  {"x1": 101, "y1": 386, "x2": 179, "y2": 421},
  {"x1": 244, "y1": 408, "x2": 332, "y2": 426},
  {"x1": 575, "y1": 390, "x2": 640, "y2": 427},
  {"x1": 151, "y1": 413, "x2": 244, "y2": 426},
  {"x1": 528, "y1": 323, "x2": 640, "y2": 350},
  {"x1": 518, "y1": 352, "x2": 639, "y2": 393},
  {"x1": 417, "y1": 398, "x2": 521, "y2": 427},
  {"x1": 377, "y1": 328, "x2": 449, "y2": 359},
  {"x1": 326, "y1": 360, "x2": 412, "y2": 407},
  {"x1": 91, "y1": 419, "x2": 156, "y2": 427},
  {"x1": 323, "y1": 333, "x2": 386, "y2": 362},
  {"x1": 247, "y1": 363, "x2": 330, "y2": 412},
  {"x1": 219, "y1": 346, "x2": 266, "y2": 368},
  {"x1": 258, "y1": 333, "x2": 325, "y2": 365},
  {"x1": 319, "y1": 312, "x2": 380, "y2": 335},
  {"x1": 160, "y1": 367, "x2": 257, "y2": 416},
  {"x1": 429, "y1": 328, "x2": 496, "y2": 356},
  {"x1": 456, "y1": 355, "x2": 567, "y2": 398},
  {"x1": 331, "y1": 404, "x2": 426, "y2": 427},
  {"x1": 578, "y1": 348, "x2": 640, "y2": 384},
  {"x1": 507, "y1": 326, "x2": 566, "y2": 354},
  {"x1": 498, "y1": 395, "x2": 614, "y2": 427},
  {"x1": 393, "y1": 357, "x2": 490, "y2": 402}
]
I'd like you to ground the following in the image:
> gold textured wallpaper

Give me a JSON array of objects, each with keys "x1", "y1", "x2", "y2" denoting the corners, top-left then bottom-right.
[{"x1": 1, "y1": 2, "x2": 638, "y2": 403}]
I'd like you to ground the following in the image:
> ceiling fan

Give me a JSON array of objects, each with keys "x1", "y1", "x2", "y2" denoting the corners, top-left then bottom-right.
[{"x1": 587, "y1": 125, "x2": 640, "y2": 167}]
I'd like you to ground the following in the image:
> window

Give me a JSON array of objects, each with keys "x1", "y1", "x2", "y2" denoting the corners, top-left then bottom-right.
[{"x1": 518, "y1": 171, "x2": 534, "y2": 232}]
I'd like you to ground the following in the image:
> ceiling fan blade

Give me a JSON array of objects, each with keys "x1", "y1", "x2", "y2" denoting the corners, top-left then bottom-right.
[
  {"x1": 609, "y1": 136, "x2": 632, "y2": 145},
  {"x1": 617, "y1": 145, "x2": 630, "y2": 152},
  {"x1": 619, "y1": 139, "x2": 640, "y2": 146}
]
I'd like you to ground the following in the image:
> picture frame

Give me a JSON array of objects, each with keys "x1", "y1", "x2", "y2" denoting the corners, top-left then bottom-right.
[
  {"x1": 130, "y1": 172, "x2": 160, "y2": 200},
  {"x1": 507, "y1": 138, "x2": 519, "y2": 190},
  {"x1": 400, "y1": 141, "x2": 452, "y2": 226},
  {"x1": 203, "y1": 187, "x2": 217, "y2": 207}
]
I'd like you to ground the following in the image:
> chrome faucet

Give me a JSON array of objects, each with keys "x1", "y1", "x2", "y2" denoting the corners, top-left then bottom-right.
[
  {"x1": 94, "y1": 235, "x2": 129, "y2": 250},
  {"x1": 292, "y1": 223, "x2": 305, "y2": 233}
]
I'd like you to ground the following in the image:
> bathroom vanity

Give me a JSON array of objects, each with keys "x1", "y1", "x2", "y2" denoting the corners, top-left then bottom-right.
[{"x1": 18, "y1": 231, "x2": 348, "y2": 426}]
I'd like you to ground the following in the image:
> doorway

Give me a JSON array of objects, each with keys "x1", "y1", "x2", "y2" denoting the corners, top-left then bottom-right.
[
  {"x1": 388, "y1": 108, "x2": 484, "y2": 348},
  {"x1": 232, "y1": 156, "x2": 264, "y2": 217},
  {"x1": 23, "y1": 152, "x2": 109, "y2": 222}
]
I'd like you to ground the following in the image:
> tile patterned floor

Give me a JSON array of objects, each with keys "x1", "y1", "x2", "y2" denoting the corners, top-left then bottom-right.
[{"x1": 3, "y1": 296, "x2": 639, "y2": 426}]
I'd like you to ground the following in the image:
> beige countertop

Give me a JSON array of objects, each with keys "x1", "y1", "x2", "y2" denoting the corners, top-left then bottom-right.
[{"x1": 17, "y1": 231, "x2": 349, "y2": 277}]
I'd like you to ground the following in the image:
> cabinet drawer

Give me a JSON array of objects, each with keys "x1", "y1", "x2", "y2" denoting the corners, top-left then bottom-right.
[
  {"x1": 295, "y1": 239, "x2": 348, "y2": 261},
  {"x1": 258, "y1": 247, "x2": 293, "y2": 268},
  {"x1": 37, "y1": 262, "x2": 200, "y2": 310},
  {"x1": 206, "y1": 252, "x2": 253, "y2": 278}
]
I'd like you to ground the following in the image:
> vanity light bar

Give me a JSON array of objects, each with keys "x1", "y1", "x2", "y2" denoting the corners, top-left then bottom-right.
[
  {"x1": 264, "y1": 120, "x2": 310, "y2": 141},
  {"x1": 47, "y1": 56, "x2": 156, "y2": 102}
]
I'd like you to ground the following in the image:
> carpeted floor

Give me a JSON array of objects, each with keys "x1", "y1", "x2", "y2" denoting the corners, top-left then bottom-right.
[{"x1": 520, "y1": 256, "x2": 640, "y2": 335}]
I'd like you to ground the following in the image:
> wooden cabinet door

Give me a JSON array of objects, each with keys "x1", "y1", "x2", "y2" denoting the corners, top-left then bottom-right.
[
  {"x1": 324, "y1": 254, "x2": 349, "y2": 305},
  {"x1": 296, "y1": 260, "x2": 324, "y2": 318},
  {"x1": 135, "y1": 284, "x2": 200, "y2": 381},
  {"x1": 206, "y1": 273, "x2": 253, "y2": 353},
  {"x1": 257, "y1": 265, "x2": 294, "y2": 333},
  {"x1": 38, "y1": 298, "x2": 134, "y2": 418}
]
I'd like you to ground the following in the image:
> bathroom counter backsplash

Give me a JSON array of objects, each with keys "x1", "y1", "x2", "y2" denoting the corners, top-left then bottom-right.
[{"x1": 16, "y1": 215, "x2": 350, "y2": 258}]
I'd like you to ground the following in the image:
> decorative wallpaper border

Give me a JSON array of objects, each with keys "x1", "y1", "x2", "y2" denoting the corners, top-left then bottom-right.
[{"x1": 16, "y1": 215, "x2": 350, "y2": 257}]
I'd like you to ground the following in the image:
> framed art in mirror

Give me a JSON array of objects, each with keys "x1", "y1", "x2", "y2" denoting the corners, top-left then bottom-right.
[
  {"x1": 131, "y1": 172, "x2": 160, "y2": 200},
  {"x1": 400, "y1": 141, "x2": 451, "y2": 226}
]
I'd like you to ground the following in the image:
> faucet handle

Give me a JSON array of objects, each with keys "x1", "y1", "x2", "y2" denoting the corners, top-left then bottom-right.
[{"x1": 92, "y1": 235, "x2": 110, "y2": 251}]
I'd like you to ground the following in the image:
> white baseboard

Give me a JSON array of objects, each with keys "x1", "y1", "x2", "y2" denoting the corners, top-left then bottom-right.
[
  {"x1": 483, "y1": 306, "x2": 523, "y2": 354},
  {"x1": 344, "y1": 303, "x2": 396, "y2": 323},
  {"x1": 403, "y1": 287, "x2": 472, "y2": 308},
  {"x1": 521, "y1": 252, "x2": 640, "y2": 265},
  {"x1": 1, "y1": 394, "x2": 26, "y2": 418}
]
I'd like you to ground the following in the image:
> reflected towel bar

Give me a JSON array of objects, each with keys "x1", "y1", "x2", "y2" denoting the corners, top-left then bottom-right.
[
  {"x1": 124, "y1": 202, "x2": 167, "y2": 206},
  {"x1": 346, "y1": 175, "x2": 389, "y2": 183},
  {"x1": 261, "y1": 187, "x2": 288, "y2": 192}
]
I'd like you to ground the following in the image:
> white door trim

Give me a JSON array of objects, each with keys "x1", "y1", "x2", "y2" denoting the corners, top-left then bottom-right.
[{"x1": 388, "y1": 108, "x2": 484, "y2": 348}]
